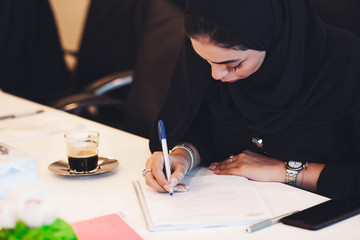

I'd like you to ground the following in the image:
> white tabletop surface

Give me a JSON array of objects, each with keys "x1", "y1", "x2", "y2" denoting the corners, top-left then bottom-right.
[{"x1": 1, "y1": 91, "x2": 359, "y2": 240}]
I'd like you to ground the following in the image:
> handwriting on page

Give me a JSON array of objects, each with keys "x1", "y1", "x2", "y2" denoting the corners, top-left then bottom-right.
[{"x1": 143, "y1": 175, "x2": 271, "y2": 227}]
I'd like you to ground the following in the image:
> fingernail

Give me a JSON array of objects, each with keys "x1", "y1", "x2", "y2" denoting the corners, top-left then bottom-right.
[
  {"x1": 209, "y1": 165, "x2": 216, "y2": 170},
  {"x1": 170, "y1": 178, "x2": 179, "y2": 188},
  {"x1": 163, "y1": 185, "x2": 170, "y2": 192},
  {"x1": 214, "y1": 170, "x2": 219, "y2": 174}
]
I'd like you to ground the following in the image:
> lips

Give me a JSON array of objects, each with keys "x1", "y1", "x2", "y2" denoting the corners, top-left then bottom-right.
[
  {"x1": 228, "y1": 80, "x2": 238, "y2": 83},
  {"x1": 221, "y1": 79, "x2": 239, "y2": 83}
]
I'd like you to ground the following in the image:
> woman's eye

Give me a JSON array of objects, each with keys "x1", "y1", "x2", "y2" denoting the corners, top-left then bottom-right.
[{"x1": 227, "y1": 62, "x2": 242, "y2": 72}]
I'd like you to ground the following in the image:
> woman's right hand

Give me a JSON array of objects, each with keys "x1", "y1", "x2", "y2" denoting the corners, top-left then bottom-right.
[{"x1": 144, "y1": 149, "x2": 191, "y2": 193}]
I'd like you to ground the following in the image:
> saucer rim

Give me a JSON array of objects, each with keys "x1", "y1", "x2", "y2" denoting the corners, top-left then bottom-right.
[{"x1": 48, "y1": 156, "x2": 119, "y2": 176}]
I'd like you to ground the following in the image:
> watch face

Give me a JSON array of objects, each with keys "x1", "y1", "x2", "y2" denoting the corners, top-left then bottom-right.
[{"x1": 288, "y1": 161, "x2": 302, "y2": 168}]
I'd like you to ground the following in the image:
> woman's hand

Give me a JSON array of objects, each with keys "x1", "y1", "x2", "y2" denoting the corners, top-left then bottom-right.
[
  {"x1": 144, "y1": 150, "x2": 191, "y2": 193},
  {"x1": 209, "y1": 150, "x2": 286, "y2": 182}
]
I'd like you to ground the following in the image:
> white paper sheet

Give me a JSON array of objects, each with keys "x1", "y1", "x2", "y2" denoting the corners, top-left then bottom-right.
[{"x1": 134, "y1": 174, "x2": 272, "y2": 231}]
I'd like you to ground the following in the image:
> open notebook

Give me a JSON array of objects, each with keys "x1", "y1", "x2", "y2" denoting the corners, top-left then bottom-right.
[{"x1": 133, "y1": 174, "x2": 272, "y2": 231}]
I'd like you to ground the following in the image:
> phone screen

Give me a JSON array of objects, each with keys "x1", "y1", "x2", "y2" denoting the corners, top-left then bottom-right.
[{"x1": 280, "y1": 199, "x2": 360, "y2": 230}]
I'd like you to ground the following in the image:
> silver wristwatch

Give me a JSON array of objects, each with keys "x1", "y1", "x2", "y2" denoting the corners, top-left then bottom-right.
[{"x1": 285, "y1": 161, "x2": 307, "y2": 186}]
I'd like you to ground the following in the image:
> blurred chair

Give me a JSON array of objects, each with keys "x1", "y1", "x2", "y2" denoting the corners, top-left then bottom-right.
[
  {"x1": 0, "y1": 0, "x2": 72, "y2": 104},
  {"x1": 52, "y1": 0, "x2": 184, "y2": 138},
  {"x1": 73, "y1": 0, "x2": 141, "y2": 90}
]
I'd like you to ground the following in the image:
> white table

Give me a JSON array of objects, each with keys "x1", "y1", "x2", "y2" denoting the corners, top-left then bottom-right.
[{"x1": 1, "y1": 91, "x2": 359, "y2": 240}]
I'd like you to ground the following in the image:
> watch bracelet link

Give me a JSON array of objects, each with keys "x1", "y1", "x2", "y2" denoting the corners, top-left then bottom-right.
[
  {"x1": 169, "y1": 143, "x2": 195, "y2": 172},
  {"x1": 286, "y1": 169, "x2": 298, "y2": 186},
  {"x1": 285, "y1": 162, "x2": 309, "y2": 186}
]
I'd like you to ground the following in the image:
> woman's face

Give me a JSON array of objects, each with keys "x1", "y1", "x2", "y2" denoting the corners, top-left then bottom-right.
[{"x1": 190, "y1": 37, "x2": 266, "y2": 83}]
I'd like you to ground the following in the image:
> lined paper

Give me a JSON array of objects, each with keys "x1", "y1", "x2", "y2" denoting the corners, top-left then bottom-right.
[{"x1": 133, "y1": 174, "x2": 271, "y2": 231}]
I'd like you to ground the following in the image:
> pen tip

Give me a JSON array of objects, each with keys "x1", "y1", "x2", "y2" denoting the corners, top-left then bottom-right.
[{"x1": 170, "y1": 188, "x2": 174, "y2": 196}]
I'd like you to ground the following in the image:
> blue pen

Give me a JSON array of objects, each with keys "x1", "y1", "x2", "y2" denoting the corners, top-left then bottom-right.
[{"x1": 158, "y1": 120, "x2": 173, "y2": 196}]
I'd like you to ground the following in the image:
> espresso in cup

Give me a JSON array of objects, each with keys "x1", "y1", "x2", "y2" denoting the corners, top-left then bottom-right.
[
  {"x1": 64, "y1": 131, "x2": 99, "y2": 173},
  {"x1": 68, "y1": 149, "x2": 98, "y2": 172}
]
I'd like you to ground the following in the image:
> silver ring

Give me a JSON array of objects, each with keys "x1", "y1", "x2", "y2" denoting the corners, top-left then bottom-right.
[
  {"x1": 229, "y1": 154, "x2": 234, "y2": 163},
  {"x1": 142, "y1": 168, "x2": 152, "y2": 177}
]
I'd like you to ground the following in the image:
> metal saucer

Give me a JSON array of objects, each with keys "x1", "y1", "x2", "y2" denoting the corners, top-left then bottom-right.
[{"x1": 48, "y1": 157, "x2": 119, "y2": 176}]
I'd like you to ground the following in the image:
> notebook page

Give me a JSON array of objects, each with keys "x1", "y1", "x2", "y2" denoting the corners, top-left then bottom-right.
[{"x1": 136, "y1": 174, "x2": 271, "y2": 231}]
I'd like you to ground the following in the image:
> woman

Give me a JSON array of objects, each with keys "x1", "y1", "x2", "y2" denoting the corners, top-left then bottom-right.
[{"x1": 144, "y1": 0, "x2": 360, "y2": 201}]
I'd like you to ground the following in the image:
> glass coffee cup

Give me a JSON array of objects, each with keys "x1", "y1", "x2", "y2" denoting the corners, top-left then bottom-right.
[{"x1": 64, "y1": 131, "x2": 99, "y2": 173}]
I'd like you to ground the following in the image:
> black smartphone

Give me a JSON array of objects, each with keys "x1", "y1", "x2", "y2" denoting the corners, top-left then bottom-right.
[{"x1": 280, "y1": 198, "x2": 360, "y2": 230}]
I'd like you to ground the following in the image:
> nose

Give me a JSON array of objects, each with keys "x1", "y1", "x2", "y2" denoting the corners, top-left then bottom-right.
[{"x1": 211, "y1": 64, "x2": 228, "y2": 80}]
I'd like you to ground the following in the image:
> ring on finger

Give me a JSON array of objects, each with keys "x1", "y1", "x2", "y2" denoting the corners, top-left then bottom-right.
[
  {"x1": 142, "y1": 168, "x2": 152, "y2": 177},
  {"x1": 229, "y1": 154, "x2": 234, "y2": 163}
]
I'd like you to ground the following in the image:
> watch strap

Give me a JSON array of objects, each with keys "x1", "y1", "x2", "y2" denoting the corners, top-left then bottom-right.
[
  {"x1": 286, "y1": 169, "x2": 298, "y2": 186},
  {"x1": 285, "y1": 161, "x2": 309, "y2": 186}
]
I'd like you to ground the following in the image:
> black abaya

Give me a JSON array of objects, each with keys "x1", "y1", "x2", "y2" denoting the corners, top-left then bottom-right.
[{"x1": 149, "y1": 0, "x2": 360, "y2": 201}]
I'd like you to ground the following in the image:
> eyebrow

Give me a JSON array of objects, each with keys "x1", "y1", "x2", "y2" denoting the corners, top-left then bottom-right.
[{"x1": 210, "y1": 59, "x2": 242, "y2": 65}]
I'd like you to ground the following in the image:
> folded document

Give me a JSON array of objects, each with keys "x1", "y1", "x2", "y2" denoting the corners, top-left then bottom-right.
[{"x1": 0, "y1": 143, "x2": 37, "y2": 199}]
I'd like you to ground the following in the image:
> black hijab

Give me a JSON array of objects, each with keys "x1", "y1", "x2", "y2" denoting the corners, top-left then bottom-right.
[{"x1": 150, "y1": 0, "x2": 360, "y2": 151}]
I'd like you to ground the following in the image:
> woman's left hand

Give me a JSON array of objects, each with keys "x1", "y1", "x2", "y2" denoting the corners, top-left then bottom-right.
[{"x1": 209, "y1": 150, "x2": 286, "y2": 182}]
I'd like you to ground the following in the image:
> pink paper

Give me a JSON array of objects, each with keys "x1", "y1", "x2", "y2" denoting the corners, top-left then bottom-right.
[{"x1": 72, "y1": 214, "x2": 143, "y2": 240}]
